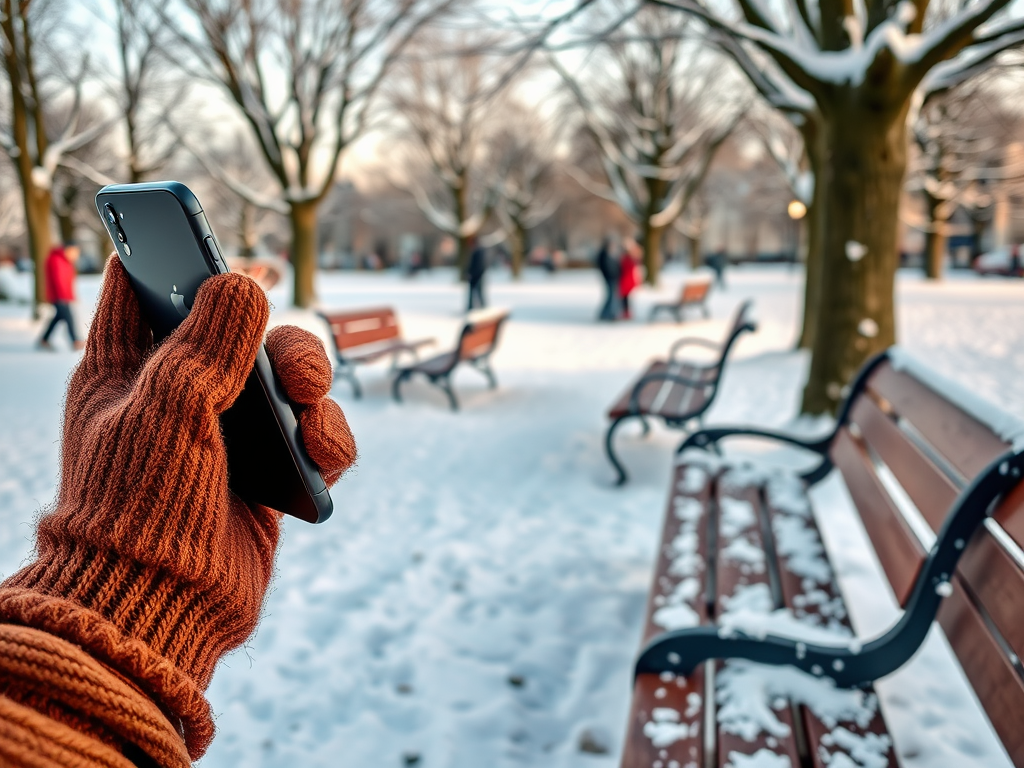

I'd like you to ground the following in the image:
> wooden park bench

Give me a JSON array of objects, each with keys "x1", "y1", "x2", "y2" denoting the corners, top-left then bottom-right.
[
  {"x1": 606, "y1": 301, "x2": 756, "y2": 485},
  {"x1": 619, "y1": 347, "x2": 1024, "y2": 767},
  {"x1": 319, "y1": 307, "x2": 434, "y2": 398},
  {"x1": 392, "y1": 309, "x2": 510, "y2": 411},
  {"x1": 648, "y1": 277, "x2": 713, "y2": 323}
]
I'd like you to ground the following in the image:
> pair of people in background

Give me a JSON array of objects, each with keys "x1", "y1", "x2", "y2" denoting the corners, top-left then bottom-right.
[
  {"x1": 596, "y1": 237, "x2": 643, "y2": 321},
  {"x1": 37, "y1": 242, "x2": 83, "y2": 350}
]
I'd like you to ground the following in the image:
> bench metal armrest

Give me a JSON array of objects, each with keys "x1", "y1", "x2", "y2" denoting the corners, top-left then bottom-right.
[
  {"x1": 637, "y1": 447, "x2": 1024, "y2": 689},
  {"x1": 629, "y1": 371, "x2": 712, "y2": 414},
  {"x1": 679, "y1": 426, "x2": 835, "y2": 484},
  {"x1": 679, "y1": 426, "x2": 833, "y2": 455},
  {"x1": 668, "y1": 337, "x2": 721, "y2": 361}
]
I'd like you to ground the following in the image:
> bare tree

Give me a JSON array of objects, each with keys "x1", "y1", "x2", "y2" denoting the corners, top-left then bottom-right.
[
  {"x1": 635, "y1": 0, "x2": 1024, "y2": 411},
  {"x1": 160, "y1": 0, "x2": 451, "y2": 307},
  {"x1": 104, "y1": 0, "x2": 181, "y2": 183},
  {"x1": 490, "y1": 102, "x2": 560, "y2": 278},
  {"x1": 0, "y1": 0, "x2": 110, "y2": 314},
  {"x1": 553, "y1": 7, "x2": 746, "y2": 285},
  {"x1": 908, "y1": 78, "x2": 1023, "y2": 279},
  {"x1": 384, "y1": 34, "x2": 508, "y2": 276}
]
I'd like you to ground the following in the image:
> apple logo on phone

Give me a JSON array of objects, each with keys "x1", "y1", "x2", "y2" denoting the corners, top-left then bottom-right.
[{"x1": 170, "y1": 285, "x2": 191, "y2": 318}]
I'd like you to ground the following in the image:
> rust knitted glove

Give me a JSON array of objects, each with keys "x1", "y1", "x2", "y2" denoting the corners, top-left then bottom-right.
[{"x1": 0, "y1": 257, "x2": 356, "y2": 765}]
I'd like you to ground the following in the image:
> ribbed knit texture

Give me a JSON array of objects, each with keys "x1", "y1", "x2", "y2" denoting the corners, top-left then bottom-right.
[{"x1": 0, "y1": 257, "x2": 357, "y2": 765}]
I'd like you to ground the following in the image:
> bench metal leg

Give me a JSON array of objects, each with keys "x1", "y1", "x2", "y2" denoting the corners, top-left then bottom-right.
[
  {"x1": 433, "y1": 376, "x2": 459, "y2": 411},
  {"x1": 474, "y1": 358, "x2": 498, "y2": 389},
  {"x1": 392, "y1": 370, "x2": 410, "y2": 403},
  {"x1": 605, "y1": 416, "x2": 631, "y2": 486},
  {"x1": 336, "y1": 364, "x2": 363, "y2": 399}
]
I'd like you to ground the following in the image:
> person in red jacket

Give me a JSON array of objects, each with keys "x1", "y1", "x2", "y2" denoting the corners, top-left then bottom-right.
[
  {"x1": 618, "y1": 238, "x2": 643, "y2": 319},
  {"x1": 38, "y1": 242, "x2": 83, "y2": 350}
]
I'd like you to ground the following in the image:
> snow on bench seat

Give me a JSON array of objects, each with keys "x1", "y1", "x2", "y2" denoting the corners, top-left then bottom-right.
[{"x1": 620, "y1": 461, "x2": 894, "y2": 768}]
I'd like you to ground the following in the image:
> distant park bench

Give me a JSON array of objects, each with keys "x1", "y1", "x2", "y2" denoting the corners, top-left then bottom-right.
[
  {"x1": 226, "y1": 256, "x2": 285, "y2": 291},
  {"x1": 619, "y1": 347, "x2": 1024, "y2": 767},
  {"x1": 319, "y1": 307, "x2": 434, "y2": 398},
  {"x1": 392, "y1": 309, "x2": 510, "y2": 411},
  {"x1": 648, "y1": 277, "x2": 712, "y2": 323},
  {"x1": 605, "y1": 301, "x2": 756, "y2": 484}
]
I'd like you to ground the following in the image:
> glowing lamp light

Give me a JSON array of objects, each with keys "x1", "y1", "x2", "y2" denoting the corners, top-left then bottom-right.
[{"x1": 788, "y1": 200, "x2": 807, "y2": 220}]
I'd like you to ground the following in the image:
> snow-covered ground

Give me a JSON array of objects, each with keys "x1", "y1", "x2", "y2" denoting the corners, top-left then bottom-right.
[{"x1": 0, "y1": 263, "x2": 1020, "y2": 767}]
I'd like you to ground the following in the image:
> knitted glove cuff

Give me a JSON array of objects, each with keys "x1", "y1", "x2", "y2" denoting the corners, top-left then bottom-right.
[{"x1": 0, "y1": 587, "x2": 215, "y2": 759}]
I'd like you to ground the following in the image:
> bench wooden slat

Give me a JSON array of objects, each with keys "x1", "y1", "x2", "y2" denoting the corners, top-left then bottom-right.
[
  {"x1": 831, "y1": 429, "x2": 926, "y2": 607},
  {"x1": 608, "y1": 362, "x2": 716, "y2": 421},
  {"x1": 714, "y1": 483, "x2": 804, "y2": 768},
  {"x1": 622, "y1": 464, "x2": 713, "y2": 766},
  {"x1": 323, "y1": 307, "x2": 401, "y2": 349},
  {"x1": 867, "y1": 362, "x2": 1009, "y2": 482},
  {"x1": 850, "y1": 395, "x2": 960, "y2": 533},
  {"x1": 994, "y1": 481, "x2": 1024, "y2": 556},
  {"x1": 623, "y1": 673, "x2": 706, "y2": 768},
  {"x1": 957, "y1": 523, "x2": 1024, "y2": 668},
  {"x1": 681, "y1": 281, "x2": 711, "y2": 303},
  {"x1": 937, "y1": 579, "x2": 1024, "y2": 766},
  {"x1": 763, "y1": 480, "x2": 897, "y2": 768}
]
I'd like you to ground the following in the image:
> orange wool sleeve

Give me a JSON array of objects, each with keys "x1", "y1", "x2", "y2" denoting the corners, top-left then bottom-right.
[{"x1": 0, "y1": 258, "x2": 356, "y2": 767}]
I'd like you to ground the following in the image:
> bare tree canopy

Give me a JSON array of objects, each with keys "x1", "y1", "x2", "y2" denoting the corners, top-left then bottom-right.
[
  {"x1": 160, "y1": 0, "x2": 453, "y2": 306},
  {"x1": 553, "y1": 4, "x2": 747, "y2": 284},
  {"x1": 383, "y1": 31, "x2": 511, "y2": 276}
]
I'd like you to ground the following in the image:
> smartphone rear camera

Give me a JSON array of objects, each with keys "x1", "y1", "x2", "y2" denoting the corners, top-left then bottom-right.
[
  {"x1": 104, "y1": 204, "x2": 117, "y2": 226},
  {"x1": 116, "y1": 229, "x2": 126, "y2": 243}
]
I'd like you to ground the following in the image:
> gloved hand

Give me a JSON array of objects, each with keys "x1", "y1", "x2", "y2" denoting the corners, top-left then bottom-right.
[{"x1": 0, "y1": 257, "x2": 355, "y2": 764}]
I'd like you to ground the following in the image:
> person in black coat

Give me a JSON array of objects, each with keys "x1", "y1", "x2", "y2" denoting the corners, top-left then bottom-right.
[
  {"x1": 596, "y1": 237, "x2": 620, "y2": 321},
  {"x1": 467, "y1": 239, "x2": 487, "y2": 310}
]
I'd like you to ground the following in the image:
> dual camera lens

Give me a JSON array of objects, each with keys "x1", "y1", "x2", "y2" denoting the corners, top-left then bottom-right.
[{"x1": 104, "y1": 204, "x2": 131, "y2": 256}]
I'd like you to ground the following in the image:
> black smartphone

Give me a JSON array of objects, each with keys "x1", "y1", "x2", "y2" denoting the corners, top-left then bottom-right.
[{"x1": 95, "y1": 181, "x2": 332, "y2": 524}]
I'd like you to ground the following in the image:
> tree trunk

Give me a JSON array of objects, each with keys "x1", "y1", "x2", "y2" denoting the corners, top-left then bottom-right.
[
  {"x1": 922, "y1": 194, "x2": 945, "y2": 280},
  {"x1": 641, "y1": 220, "x2": 666, "y2": 285},
  {"x1": 509, "y1": 219, "x2": 526, "y2": 279},
  {"x1": 641, "y1": 177, "x2": 669, "y2": 285},
  {"x1": 801, "y1": 105, "x2": 907, "y2": 414},
  {"x1": 239, "y1": 202, "x2": 256, "y2": 258},
  {"x1": 25, "y1": 186, "x2": 53, "y2": 316},
  {"x1": 289, "y1": 200, "x2": 319, "y2": 308},
  {"x1": 688, "y1": 233, "x2": 702, "y2": 270}
]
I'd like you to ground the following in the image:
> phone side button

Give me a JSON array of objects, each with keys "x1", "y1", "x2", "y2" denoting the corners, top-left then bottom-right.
[{"x1": 203, "y1": 236, "x2": 226, "y2": 272}]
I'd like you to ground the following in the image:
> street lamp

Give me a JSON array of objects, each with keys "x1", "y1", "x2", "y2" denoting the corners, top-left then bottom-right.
[{"x1": 788, "y1": 200, "x2": 807, "y2": 220}]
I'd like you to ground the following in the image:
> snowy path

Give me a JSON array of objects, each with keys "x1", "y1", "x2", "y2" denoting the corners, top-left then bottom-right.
[{"x1": 0, "y1": 265, "x2": 1020, "y2": 767}]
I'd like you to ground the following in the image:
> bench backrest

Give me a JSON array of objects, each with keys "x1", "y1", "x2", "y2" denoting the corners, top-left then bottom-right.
[
  {"x1": 320, "y1": 307, "x2": 400, "y2": 350},
  {"x1": 458, "y1": 311, "x2": 509, "y2": 361},
  {"x1": 833, "y1": 350, "x2": 1024, "y2": 765},
  {"x1": 679, "y1": 279, "x2": 711, "y2": 303}
]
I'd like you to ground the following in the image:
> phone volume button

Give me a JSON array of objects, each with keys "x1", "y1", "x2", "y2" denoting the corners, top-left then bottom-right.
[{"x1": 203, "y1": 236, "x2": 226, "y2": 272}]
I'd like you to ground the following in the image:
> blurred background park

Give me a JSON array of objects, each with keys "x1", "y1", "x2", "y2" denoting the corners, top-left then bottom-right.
[{"x1": 2, "y1": 0, "x2": 1024, "y2": 766}]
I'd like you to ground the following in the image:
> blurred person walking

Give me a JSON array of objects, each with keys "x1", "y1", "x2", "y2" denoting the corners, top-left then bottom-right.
[
  {"x1": 467, "y1": 238, "x2": 487, "y2": 311},
  {"x1": 619, "y1": 239, "x2": 642, "y2": 320},
  {"x1": 596, "y1": 237, "x2": 621, "y2": 321},
  {"x1": 708, "y1": 247, "x2": 728, "y2": 288},
  {"x1": 37, "y1": 242, "x2": 83, "y2": 351}
]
